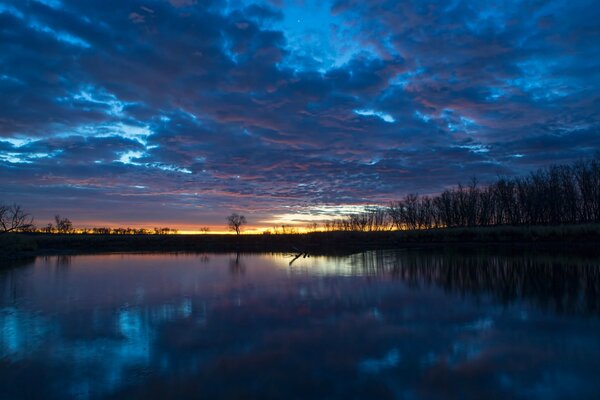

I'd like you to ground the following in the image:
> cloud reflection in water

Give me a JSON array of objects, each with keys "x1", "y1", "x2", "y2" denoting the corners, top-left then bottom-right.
[{"x1": 0, "y1": 251, "x2": 599, "y2": 399}]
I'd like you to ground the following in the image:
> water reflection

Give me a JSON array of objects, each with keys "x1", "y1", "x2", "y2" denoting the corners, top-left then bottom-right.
[
  {"x1": 0, "y1": 250, "x2": 599, "y2": 399},
  {"x1": 347, "y1": 250, "x2": 600, "y2": 315},
  {"x1": 228, "y1": 252, "x2": 245, "y2": 275}
]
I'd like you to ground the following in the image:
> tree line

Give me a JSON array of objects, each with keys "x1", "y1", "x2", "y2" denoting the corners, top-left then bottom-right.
[
  {"x1": 44, "y1": 226, "x2": 180, "y2": 235},
  {"x1": 321, "y1": 158, "x2": 600, "y2": 231},
  {"x1": 0, "y1": 210, "x2": 179, "y2": 235}
]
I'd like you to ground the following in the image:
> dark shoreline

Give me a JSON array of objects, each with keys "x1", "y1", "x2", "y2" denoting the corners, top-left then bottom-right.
[{"x1": 2, "y1": 223, "x2": 600, "y2": 262}]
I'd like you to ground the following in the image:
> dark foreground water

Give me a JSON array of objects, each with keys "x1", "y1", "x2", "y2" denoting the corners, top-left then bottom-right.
[{"x1": 1, "y1": 250, "x2": 600, "y2": 400}]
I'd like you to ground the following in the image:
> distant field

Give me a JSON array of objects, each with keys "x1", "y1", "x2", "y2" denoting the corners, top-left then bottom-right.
[{"x1": 2, "y1": 223, "x2": 600, "y2": 261}]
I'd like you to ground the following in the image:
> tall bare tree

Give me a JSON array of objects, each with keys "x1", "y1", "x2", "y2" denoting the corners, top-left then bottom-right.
[
  {"x1": 0, "y1": 204, "x2": 34, "y2": 233},
  {"x1": 226, "y1": 213, "x2": 247, "y2": 235}
]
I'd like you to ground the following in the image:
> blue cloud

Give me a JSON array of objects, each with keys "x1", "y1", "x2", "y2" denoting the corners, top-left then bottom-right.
[
  {"x1": 0, "y1": 0, "x2": 598, "y2": 227},
  {"x1": 354, "y1": 109, "x2": 395, "y2": 123}
]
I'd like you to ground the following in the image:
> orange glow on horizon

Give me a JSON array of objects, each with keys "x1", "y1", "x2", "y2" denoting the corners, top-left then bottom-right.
[
  {"x1": 48, "y1": 204, "x2": 378, "y2": 235},
  {"x1": 61, "y1": 223, "x2": 320, "y2": 235}
]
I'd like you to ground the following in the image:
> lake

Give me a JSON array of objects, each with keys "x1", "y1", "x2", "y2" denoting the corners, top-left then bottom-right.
[{"x1": 1, "y1": 250, "x2": 600, "y2": 399}]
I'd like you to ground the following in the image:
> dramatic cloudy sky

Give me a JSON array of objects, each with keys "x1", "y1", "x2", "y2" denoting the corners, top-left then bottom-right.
[{"x1": 1, "y1": 0, "x2": 599, "y2": 230}]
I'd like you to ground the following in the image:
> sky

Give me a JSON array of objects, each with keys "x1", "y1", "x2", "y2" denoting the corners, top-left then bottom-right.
[{"x1": 1, "y1": 0, "x2": 599, "y2": 231}]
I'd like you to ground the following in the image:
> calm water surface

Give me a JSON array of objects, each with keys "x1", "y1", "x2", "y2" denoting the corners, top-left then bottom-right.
[{"x1": 1, "y1": 250, "x2": 600, "y2": 399}]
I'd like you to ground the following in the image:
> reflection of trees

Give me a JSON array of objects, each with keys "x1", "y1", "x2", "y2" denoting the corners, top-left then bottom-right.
[
  {"x1": 55, "y1": 255, "x2": 71, "y2": 269},
  {"x1": 40, "y1": 255, "x2": 71, "y2": 275},
  {"x1": 352, "y1": 250, "x2": 600, "y2": 315},
  {"x1": 229, "y1": 252, "x2": 245, "y2": 275},
  {"x1": 0, "y1": 261, "x2": 34, "y2": 303}
]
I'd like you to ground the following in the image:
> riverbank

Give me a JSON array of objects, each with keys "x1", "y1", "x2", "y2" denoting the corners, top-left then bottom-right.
[{"x1": 2, "y1": 223, "x2": 600, "y2": 262}]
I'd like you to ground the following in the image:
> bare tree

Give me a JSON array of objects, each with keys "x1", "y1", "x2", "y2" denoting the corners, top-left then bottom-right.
[
  {"x1": 199, "y1": 226, "x2": 210, "y2": 234},
  {"x1": 226, "y1": 213, "x2": 247, "y2": 235},
  {"x1": 306, "y1": 222, "x2": 319, "y2": 233},
  {"x1": 54, "y1": 215, "x2": 73, "y2": 233},
  {"x1": 0, "y1": 204, "x2": 35, "y2": 233}
]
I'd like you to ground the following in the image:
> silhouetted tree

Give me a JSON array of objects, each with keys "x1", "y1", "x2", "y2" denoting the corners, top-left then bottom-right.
[
  {"x1": 153, "y1": 227, "x2": 177, "y2": 234},
  {"x1": 54, "y1": 215, "x2": 73, "y2": 233},
  {"x1": 306, "y1": 222, "x2": 319, "y2": 232},
  {"x1": 227, "y1": 213, "x2": 247, "y2": 234},
  {"x1": 0, "y1": 203, "x2": 34, "y2": 233}
]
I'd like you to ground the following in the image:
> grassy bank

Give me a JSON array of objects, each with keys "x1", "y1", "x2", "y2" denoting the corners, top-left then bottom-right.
[
  {"x1": 2, "y1": 223, "x2": 600, "y2": 261},
  {"x1": 0, "y1": 234, "x2": 37, "y2": 259}
]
